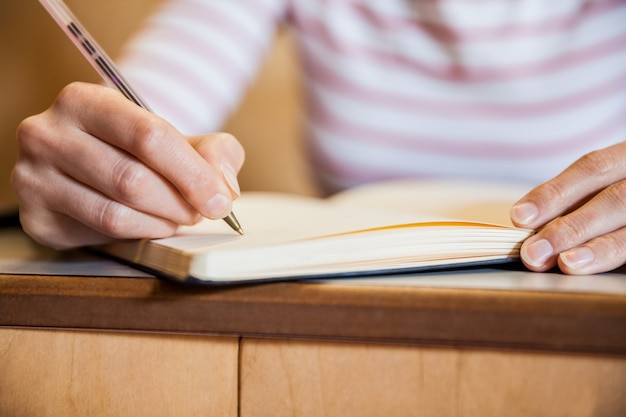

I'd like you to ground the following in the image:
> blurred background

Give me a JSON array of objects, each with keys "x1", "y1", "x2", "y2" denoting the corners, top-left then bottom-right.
[{"x1": 0, "y1": 0, "x2": 318, "y2": 216}]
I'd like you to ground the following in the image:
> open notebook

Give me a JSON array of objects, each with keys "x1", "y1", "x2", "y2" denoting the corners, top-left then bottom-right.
[{"x1": 96, "y1": 179, "x2": 535, "y2": 284}]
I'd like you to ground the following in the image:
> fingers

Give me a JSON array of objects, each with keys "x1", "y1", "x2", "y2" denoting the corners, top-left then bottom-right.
[
  {"x1": 19, "y1": 110, "x2": 200, "y2": 227},
  {"x1": 12, "y1": 158, "x2": 180, "y2": 249},
  {"x1": 13, "y1": 82, "x2": 245, "y2": 249},
  {"x1": 520, "y1": 181, "x2": 626, "y2": 274},
  {"x1": 58, "y1": 128, "x2": 200, "y2": 226},
  {"x1": 54, "y1": 82, "x2": 238, "y2": 220},
  {"x1": 557, "y1": 226, "x2": 626, "y2": 275},
  {"x1": 511, "y1": 143, "x2": 626, "y2": 230},
  {"x1": 511, "y1": 142, "x2": 626, "y2": 274},
  {"x1": 189, "y1": 133, "x2": 245, "y2": 198}
]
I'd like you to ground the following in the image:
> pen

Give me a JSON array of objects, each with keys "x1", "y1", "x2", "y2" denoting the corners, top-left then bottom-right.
[{"x1": 39, "y1": 0, "x2": 244, "y2": 236}]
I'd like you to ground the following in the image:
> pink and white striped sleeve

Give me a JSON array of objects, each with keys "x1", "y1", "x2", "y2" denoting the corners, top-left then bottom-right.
[{"x1": 117, "y1": 0, "x2": 288, "y2": 135}]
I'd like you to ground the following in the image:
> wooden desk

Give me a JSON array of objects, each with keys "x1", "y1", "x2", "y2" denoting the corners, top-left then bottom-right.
[{"x1": 1, "y1": 228, "x2": 625, "y2": 416}]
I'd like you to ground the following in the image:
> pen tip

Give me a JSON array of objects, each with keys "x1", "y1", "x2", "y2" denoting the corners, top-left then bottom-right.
[{"x1": 223, "y1": 212, "x2": 244, "y2": 235}]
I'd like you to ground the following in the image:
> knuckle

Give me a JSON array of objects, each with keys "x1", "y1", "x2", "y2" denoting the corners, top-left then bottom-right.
[
  {"x1": 535, "y1": 179, "x2": 568, "y2": 205},
  {"x1": 549, "y1": 214, "x2": 591, "y2": 248},
  {"x1": 10, "y1": 160, "x2": 45, "y2": 204},
  {"x1": 53, "y1": 82, "x2": 88, "y2": 113},
  {"x1": 577, "y1": 149, "x2": 613, "y2": 179},
  {"x1": 602, "y1": 232, "x2": 626, "y2": 260},
  {"x1": 16, "y1": 116, "x2": 49, "y2": 155},
  {"x1": 16, "y1": 116, "x2": 39, "y2": 143},
  {"x1": 113, "y1": 161, "x2": 149, "y2": 203},
  {"x1": 128, "y1": 116, "x2": 169, "y2": 156},
  {"x1": 603, "y1": 180, "x2": 626, "y2": 208},
  {"x1": 97, "y1": 200, "x2": 132, "y2": 238},
  {"x1": 10, "y1": 163, "x2": 31, "y2": 197}
]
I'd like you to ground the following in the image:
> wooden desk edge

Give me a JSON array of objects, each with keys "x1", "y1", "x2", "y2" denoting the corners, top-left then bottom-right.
[{"x1": 1, "y1": 274, "x2": 625, "y2": 355}]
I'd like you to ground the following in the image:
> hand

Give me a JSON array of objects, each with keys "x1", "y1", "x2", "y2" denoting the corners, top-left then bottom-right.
[
  {"x1": 11, "y1": 82, "x2": 244, "y2": 249},
  {"x1": 510, "y1": 142, "x2": 626, "y2": 275}
]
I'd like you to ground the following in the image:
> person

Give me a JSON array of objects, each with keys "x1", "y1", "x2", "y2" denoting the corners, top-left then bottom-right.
[{"x1": 11, "y1": 0, "x2": 626, "y2": 275}]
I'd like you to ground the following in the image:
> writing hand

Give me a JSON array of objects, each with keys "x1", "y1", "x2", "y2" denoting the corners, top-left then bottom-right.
[
  {"x1": 510, "y1": 142, "x2": 626, "y2": 274},
  {"x1": 11, "y1": 82, "x2": 244, "y2": 249}
]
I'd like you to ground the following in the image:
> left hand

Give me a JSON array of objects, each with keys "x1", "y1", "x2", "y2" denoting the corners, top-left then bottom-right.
[{"x1": 510, "y1": 141, "x2": 626, "y2": 275}]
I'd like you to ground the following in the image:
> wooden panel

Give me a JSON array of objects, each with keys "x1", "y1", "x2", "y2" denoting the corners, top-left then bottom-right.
[
  {"x1": 240, "y1": 338, "x2": 626, "y2": 417},
  {"x1": 0, "y1": 328, "x2": 238, "y2": 417},
  {"x1": 1, "y1": 273, "x2": 625, "y2": 354}
]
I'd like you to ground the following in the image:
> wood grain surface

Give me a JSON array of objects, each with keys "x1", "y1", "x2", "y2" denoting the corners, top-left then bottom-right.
[
  {"x1": 2, "y1": 271, "x2": 625, "y2": 354},
  {"x1": 241, "y1": 338, "x2": 626, "y2": 417},
  {"x1": 0, "y1": 328, "x2": 238, "y2": 417}
]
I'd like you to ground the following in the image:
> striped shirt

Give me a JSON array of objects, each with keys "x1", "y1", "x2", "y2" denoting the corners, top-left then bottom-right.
[{"x1": 119, "y1": 0, "x2": 626, "y2": 193}]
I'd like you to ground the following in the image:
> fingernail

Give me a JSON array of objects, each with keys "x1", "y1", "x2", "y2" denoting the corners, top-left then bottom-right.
[
  {"x1": 561, "y1": 247, "x2": 594, "y2": 269},
  {"x1": 221, "y1": 163, "x2": 241, "y2": 197},
  {"x1": 522, "y1": 239, "x2": 553, "y2": 267},
  {"x1": 203, "y1": 194, "x2": 231, "y2": 219},
  {"x1": 510, "y1": 201, "x2": 538, "y2": 225}
]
